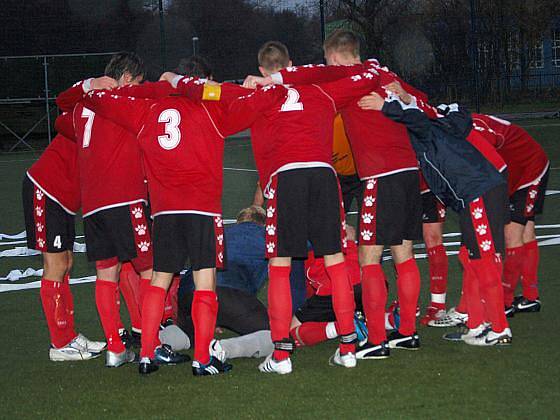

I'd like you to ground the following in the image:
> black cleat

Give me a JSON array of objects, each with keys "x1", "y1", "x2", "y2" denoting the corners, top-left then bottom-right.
[
  {"x1": 153, "y1": 344, "x2": 190, "y2": 365},
  {"x1": 513, "y1": 297, "x2": 541, "y2": 313},
  {"x1": 504, "y1": 306, "x2": 515, "y2": 318},
  {"x1": 388, "y1": 330, "x2": 420, "y2": 350},
  {"x1": 356, "y1": 341, "x2": 390, "y2": 359},
  {"x1": 192, "y1": 356, "x2": 233, "y2": 376},
  {"x1": 139, "y1": 358, "x2": 159, "y2": 375}
]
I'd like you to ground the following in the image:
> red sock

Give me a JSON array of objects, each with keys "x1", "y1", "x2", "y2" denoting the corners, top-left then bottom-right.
[
  {"x1": 396, "y1": 258, "x2": 421, "y2": 336},
  {"x1": 115, "y1": 284, "x2": 124, "y2": 333},
  {"x1": 170, "y1": 275, "x2": 180, "y2": 323},
  {"x1": 471, "y1": 256, "x2": 508, "y2": 333},
  {"x1": 139, "y1": 278, "x2": 152, "y2": 315},
  {"x1": 503, "y1": 246, "x2": 524, "y2": 306},
  {"x1": 140, "y1": 285, "x2": 166, "y2": 359},
  {"x1": 290, "y1": 322, "x2": 332, "y2": 346},
  {"x1": 162, "y1": 276, "x2": 178, "y2": 323},
  {"x1": 326, "y1": 261, "x2": 356, "y2": 354},
  {"x1": 268, "y1": 265, "x2": 292, "y2": 360},
  {"x1": 521, "y1": 240, "x2": 540, "y2": 300},
  {"x1": 61, "y1": 274, "x2": 77, "y2": 339},
  {"x1": 95, "y1": 280, "x2": 125, "y2": 353},
  {"x1": 119, "y1": 266, "x2": 142, "y2": 332},
  {"x1": 361, "y1": 264, "x2": 387, "y2": 345},
  {"x1": 463, "y1": 259, "x2": 484, "y2": 329},
  {"x1": 192, "y1": 290, "x2": 219, "y2": 365},
  {"x1": 456, "y1": 246, "x2": 469, "y2": 314},
  {"x1": 427, "y1": 245, "x2": 448, "y2": 309},
  {"x1": 40, "y1": 279, "x2": 73, "y2": 348}
]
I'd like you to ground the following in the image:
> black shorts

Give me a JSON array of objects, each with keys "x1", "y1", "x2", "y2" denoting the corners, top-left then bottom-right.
[
  {"x1": 422, "y1": 191, "x2": 447, "y2": 224},
  {"x1": 22, "y1": 176, "x2": 75, "y2": 253},
  {"x1": 509, "y1": 168, "x2": 549, "y2": 225},
  {"x1": 460, "y1": 184, "x2": 509, "y2": 259},
  {"x1": 359, "y1": 171, "x2": 422, "y2": 245},
  {"x1": 83, "y1": 202, "x2": 153, "y2": 271},
  {"x1": 152, "y1": 213, "x2": 225, "y2": 273},
  {"x1": 338, "y1": 173, "x2": 363, "y2": 213},
  {"x1": 295, "y1": 285, "x2": 363, "y2": 323},
  {"x1": 265, "y1": 167, "x2": 344, "y2": 259},
  {"x1": 177, "y1": 286, "x2": 269, "y2": 344}
]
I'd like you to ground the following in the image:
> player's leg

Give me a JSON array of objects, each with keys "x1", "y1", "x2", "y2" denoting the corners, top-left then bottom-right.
[
  {"x1": 503, "y1": 221, "x2": 525, "y2": 311},
  {"x1": 290, "y1": 295, "x2": 338, "y2": 347},
  {"x1": 118, "y1": 262, "x2": 142, "y2": 346}
]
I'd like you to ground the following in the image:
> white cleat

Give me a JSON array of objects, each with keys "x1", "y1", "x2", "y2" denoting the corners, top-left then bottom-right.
[
  {"x1": 72, "y1": 333, "x2": 106, "y2": 353},
  {"x1": 329, "y1": 348, "x2": 357, "y2": 368},
  {"x1": 258, "y1": 353, "x2": 292, "y2": 375},
  {"x1": 106, "y1": 348, "x2": 137, "y2": 367},
  {"x1": 428, "y1": 307, "x2": 468, "y2": 327},
  {"x1": 209, "y1": 339, "x2": 226, "y2": 363},
  {"x1": 464, "y1": 327, "x2": 512, "y2": 346},
  {"x1": 49, "y1": 342, "x2": 100, "y2": 362},
  {"x1": 461, "y1": 324, "x2": 490, "y2": 341}
]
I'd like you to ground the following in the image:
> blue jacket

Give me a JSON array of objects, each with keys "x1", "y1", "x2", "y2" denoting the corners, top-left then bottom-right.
[{"x1": 381, "y1": 98, "x2": 506, "y2": 213}]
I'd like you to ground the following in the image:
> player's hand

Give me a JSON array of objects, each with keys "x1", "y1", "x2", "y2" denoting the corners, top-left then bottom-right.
[
  {"x1": 159, "y1": 71, "x2": 179, "y2": 83},
  {"x1": 243, "y1": 75, "x2": 272, "y2": 89},
  {"x1": 91, "y1": 76, "x2": 118, "y2": 91},
  {"x1": 358, "y1": 92, "x2": 385, "y2": 111},
  {"x1": 383, "y1": 81, "x2": 412, "y2": 104}
]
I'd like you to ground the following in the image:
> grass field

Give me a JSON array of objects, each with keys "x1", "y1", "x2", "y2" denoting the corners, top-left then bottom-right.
[{"x1": 1, "y1": 119, "x2": 560, "y2": 419}]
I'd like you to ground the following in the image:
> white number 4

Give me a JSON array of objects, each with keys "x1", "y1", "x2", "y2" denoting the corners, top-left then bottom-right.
[
  {"x1": 53, "y1": 235, "x2": 62, "y2": 249},
  {"x1": 158, "y1": 109, "x2": 181, "y2": 150},
  {"x1": 81, "y1": 107, "x2": 95, "y2": 148},
  {"x1": 281, "y1": 88, "x2": 304, "y2": 112}
]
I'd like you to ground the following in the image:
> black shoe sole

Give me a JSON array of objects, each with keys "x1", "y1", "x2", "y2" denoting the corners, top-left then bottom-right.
[{"x1": 139, "y1": 363, "x2": 159, "y2": 375}]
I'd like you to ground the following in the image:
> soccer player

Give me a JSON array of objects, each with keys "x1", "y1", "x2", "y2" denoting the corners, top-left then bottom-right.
[
  {"x1": 56, "y1": 52, "x2": 153, "y2": 367},
  {"x1": 472, "y1": 114, "x2": 549, "y2": 314},
  {"x1": 22, "y1": 111, "x2": 106, "y2": 361}
]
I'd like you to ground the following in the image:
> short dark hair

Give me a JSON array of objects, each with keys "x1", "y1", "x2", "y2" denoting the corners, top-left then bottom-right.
[
  {"x1": 324, "y1": 29, "x2": 360, "y2": 58},
  {"x1": 105, "y1": 51, "x2": 145, "y2": 81},
  {"x1": 258, "y1": 41, "x2": 290, "y2": 72},
  {"x1": 236, "y1": 206, "x2": 266, "y2": 225},
  {"x1": 175, "y1": 55, "x2": 213, "y2": 78}
]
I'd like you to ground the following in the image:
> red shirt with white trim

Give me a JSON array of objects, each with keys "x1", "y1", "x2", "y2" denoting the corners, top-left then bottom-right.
[
  {"x1": 466, "y1": 128, "x2": 507, "y2": 172},
  {"x1": 26, "y1": 113, "x2": 80, "y2": 214},
  {"x1": 472, "y1": 113, "x2": 549, "y2": 194}
]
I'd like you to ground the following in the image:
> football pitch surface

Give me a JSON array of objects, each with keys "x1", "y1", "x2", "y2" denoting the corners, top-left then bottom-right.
[{"x1": 1, "y1": 120, "x2": 560, "y2": 418}]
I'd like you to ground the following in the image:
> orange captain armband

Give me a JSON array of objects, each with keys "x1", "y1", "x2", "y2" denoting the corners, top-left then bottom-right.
[{"x1": 202, "y1": 84, "x2": 222, "y2": 101}]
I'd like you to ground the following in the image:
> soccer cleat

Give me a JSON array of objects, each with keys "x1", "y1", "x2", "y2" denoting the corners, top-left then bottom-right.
[
  {"x1": 49, "y1": 342, "x2": 100, "y2": 362},
  {"x1": 354, "y1": 311, "x2": 368, "y2": 345},
  {"x1": 444, "y1": 323, "x2": 489, "y2": 342},
  {"x1": 388, "y1": 330, "x2": 420, "y2": 350},
  {"x1": 356, "y1": 341, "x2": 390, "y2": 359},
  {"x1": 106, "y1": 348, "x2": 137, "y2": 367},
  {"x1": 464, "y1": 328, "x2": 512, "y2": 346},
  {"x1": 192, "y1": 356, "x2": 233, "y2": 376},
  {"x1": 420, "y1": 306, "x2": 447, "y2": 326},
  {"x1": 209, "y1": 339, "x2": 227, "y2": 363},
  {"x1": 152, "y1": 344, "x2": 190, "y2": 365},
  {"x1": 512, "y1": 297, "x2": 541, "y2": 313},
  {"x1": 72, "y1": 333, "x2": 106, "y2": 353},
  {"x1": 139, "y1": 357, "x2": 159, "y2": 375},
  {"x1": 428, "y1": 307, "x2": 468, "y2": 327},
  {"x1": 329, "y1": 348, "x2": 357, "y2": 368},
  {"x1": 442, "y1": 326, "x2": 469, "y2": 342},
  {"x1": 504, "y1": 306, "x2": 515, "y2": 318},
  {"x1": 258, "y1": 353, "x2": 292, "y2": 375}
]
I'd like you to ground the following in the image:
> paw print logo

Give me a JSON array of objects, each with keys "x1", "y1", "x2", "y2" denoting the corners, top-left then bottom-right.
[
  {"x1": 36, "y1": 222, "x2": 44, "y2": 233},
  {"x1": 286, "y1": 66, "x2": 297, "y2": 72},
  {"x1": 341, "y1": 221, "x2": 347, "y2": 230},
  {"x1": 361, "y1": 230, "x2": 373, "y2": 241},
  {"x1": 472, "y1": 207, "x2": 483, "y2": 220},
  {"x1": 217, "y1": 252, "x2": 224, "y2": 263},
  {"x1": 262, "y1": 84, "x2": 276, "y2": 92},
  {"x1": 216, "y1": 234, "x2": 224, "y2": 246},
  {"x1": 342, "y1": 238, "x2": 348, "y2": 248},
  {"x1": 182, "y1": 77, "x2": 194, "y2": 84},
  {"x1": 268, "y1": 188, "x2": 275, "y2": 199},
  {"x1": 351, "y1": 75, "x2": 362, "y2": 82},
  {"x1": 363, "y1": 71, "x2": 375, "y2": 79},
  {"x1": 35, "y1": 206, "x2": 43, "y2": 217},
  {"x1": 135, "y1": 224, "x2": 147, "y2": 236},
  {"x1": 138, "y1": 241, "x2": 151, "y2": 252},
  {"x1": 266, "y1": 224, "x2": 276, "y2": 236},
  {"x1": 267, "y1": 206, "x2": 275, "y2": 218},
  {"x1": 475, "y1": 224, "x2": 487, "y2": 236},
  {"x1": 37, "y1": 238, "x2": 45, "y2": 249},
  {"x1": 131, "y1": 207, "x2": 143, "y2": 219},
  {"x1": 438, "y1": 208, "x2": 446, "y2": 219},
  {"x1": 215, "y1": 216, "x2": 223, "y2": 228},
  {"x1": 480, "y1": 240, "x2": 492, "y2": 252},
  {"x1": 529, "y1": 190, "x2": 538, "y2": 199},
  {"x1": 364, "y1": 196, "x2": 375, "y2": 207},
  {"x1": 266, "y1": 242, "x2": 275, "y2": 254},
  {"x1": 194, "y1": 79, "x2": 206, "y2": 85},
  {"x1": 35, "y1": 189, "x2": 44, "y2": 201},
  {"x1": 362, "y1": 213, "x2": 374, "y2": 224},
  {"x1": 526, "y1": 204, "x2": 534, "y2": 213},
  {"x1": 366, "y1": 180, "x2": 376, "y2": 190}
]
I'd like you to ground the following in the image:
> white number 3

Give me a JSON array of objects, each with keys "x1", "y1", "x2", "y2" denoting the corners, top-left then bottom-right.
[
  {"x1": 281, "y1": 88, "x2": 304, "y2": 112},
  {"x1": 158, "y1": 109, "x2": 181, "y2": 150}
]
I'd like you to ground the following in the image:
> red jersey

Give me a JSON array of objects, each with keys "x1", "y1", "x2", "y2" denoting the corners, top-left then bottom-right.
[
  {"x1": 472, "y1": 114, "x2": 549, "y2": 194},
  {"x1": 272, "y1": 60, "x2": 434, "y2": 179},
  {"x1": 466, "y1": 128, "x2": 507, "y2": 173},
  {"x1": 305, "y1": 240, "x2": 360, "y2": 297},
  {"x1": 26, "y1": 113, "x2": 80, "y2": 214}
]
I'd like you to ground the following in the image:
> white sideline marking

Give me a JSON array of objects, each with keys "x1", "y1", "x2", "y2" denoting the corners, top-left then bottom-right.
[{"x1": 223, "y1": 167, "x2": 257, "y2": 172}]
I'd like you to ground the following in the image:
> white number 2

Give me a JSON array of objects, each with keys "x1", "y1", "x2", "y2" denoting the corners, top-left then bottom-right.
[
  {"x1": 81, "y1": 107, "x2": 95, "y2": 148},
  {"x1": 158, "y1": 109, "x2": 181, "y2": 150},
  {"x1": 280, "y1": 88, "x2": 304, "y2": 112},
  {"x1": 53, "y1": 235, "x2": 62, "y2": 249}
]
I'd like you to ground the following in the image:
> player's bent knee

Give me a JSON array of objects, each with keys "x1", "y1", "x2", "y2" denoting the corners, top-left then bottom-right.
[{"x1": 43, "y1": 252, "x2": 70, "y2": 281}]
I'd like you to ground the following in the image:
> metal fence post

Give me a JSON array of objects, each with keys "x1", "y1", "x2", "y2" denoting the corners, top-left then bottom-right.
[{"x1": 43, "y1": 55, "x2": 52, "y2": 144}]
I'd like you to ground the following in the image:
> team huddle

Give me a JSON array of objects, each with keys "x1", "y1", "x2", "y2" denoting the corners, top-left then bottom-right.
[{"x1": 23, "y1": 30, "x2": 549, "y2": 376}]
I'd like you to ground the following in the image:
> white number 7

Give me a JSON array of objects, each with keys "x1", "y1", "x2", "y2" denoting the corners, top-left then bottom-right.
[
  {"x1": 281, "y1": 88, "x2": 304, "y2": 112},
  {"x1": 81, "y1": 107, "x2": 95, "y2": 148}
]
